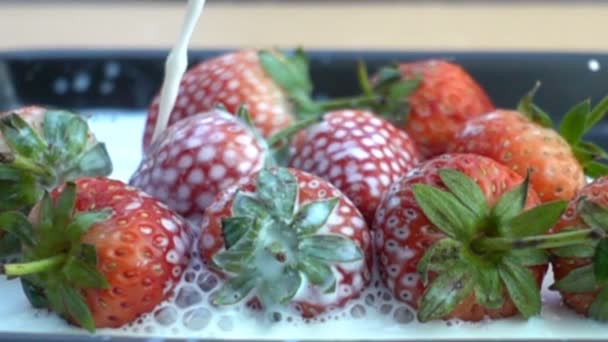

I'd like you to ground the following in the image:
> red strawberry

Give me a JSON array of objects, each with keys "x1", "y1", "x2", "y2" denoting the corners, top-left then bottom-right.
[
  {"x1": 0, "y1": 178, "x2": 191, "y2": 331},
  {"x1": 143, "y1": 49, "x2": 315, "y2": 149},
  {"x1": 371, "y1": 60, "x2": 494, "y2": 158},
  {"x1": 450, "y1": 87, "x2": 608, "y2": 202},
  {"x1": 198, "y1": 167, "x2": 372, "y2": 318},
  {"x1": 550, "y1": 176, "x2": 608, "y2": 320},
  {"x1": 0, "y1": 106, "x2": 112, "y2": 211},
  {"x1": 144, "y1": 49, "x2": 426, "y2": 151},
  {"x1": 373, "y1": 153, "x2": 573, "y2": 322},
  {"x1": 130, "y1": 108, "x2": 268, "y2": 224},
  {"x1": 288, "y1": 109, "x2": 420, "y2": 224}
]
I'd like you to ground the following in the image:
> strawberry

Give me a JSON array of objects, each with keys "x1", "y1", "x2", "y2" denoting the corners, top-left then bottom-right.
[
  {"x1": 131, "y1": 107, "x2": 310, "y2": 224},
  {"x1": 366, "y1": 60, "x2": 494, "y2": 158},
  {"x1": 449, "y1": 84, "x2": 608, "y2": 202},
  {"x1": 143, "y1": 49, "x2": 316, "y2": 149},
  {"x1": 0, "y1": 106, "x2": 112, "y2": 211},
  {"x1": 288, "y1": 109, "x2": 420, "y2": 224},
  {"x1": 372, "y1": 153, "x2": 585, "y2": 322},
  {"x1": 144, "y1": 49, "x2": 421, "y2": 151},
  {"x1": 198, "y1": 167, "x2": 372, "y2": 318},
  {"x1": 0, "y1": 178, "x2": 191, "y2": 331},
  {"x1": 550, "y1": 176, "x2": 608, "y2": 321}
]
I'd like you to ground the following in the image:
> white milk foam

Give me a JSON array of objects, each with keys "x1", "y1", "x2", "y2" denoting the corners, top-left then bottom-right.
[{"x1": 0, "y1": 110, "x2": 606, "y2": 340}]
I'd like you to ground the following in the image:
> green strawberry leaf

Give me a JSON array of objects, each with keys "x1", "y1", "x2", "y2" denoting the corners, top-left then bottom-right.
[
  {"x1": 412, "y1": 183, "x2": 476, "y2": 240},
  {"x1": 584, "y1": 161, "x2": 608, "y2": 178},
  {"x1": 213, "y1": 218, "x2": 268, "y2": 273},
  {"x1": 474, "y1": 266, "x2": 504, "y2": 310},
  {"x1": 78, "y1": 244, "x2": 99, "y2": 265},
  {"x1": 213, "y1": 247, "x2": 255, "y2": 274},
  {"x1": 498, "y1": 256, "x2": 541, "y2": 318},
  {"x1": 236, "y1": 105, "x2": 256, "y2": 129},
  {"x1": 258, "y1": 268, "x2": 302, "y2": 306},
  {"x1": 259, "y1": 50, "x2": 311, "y2": 94},
  {"x1": 256, "y1": 168, "x2": 298, "y2": 220},
  {"x1": 212, "y1": 272, "x2": 257, "y2": 306},
  {"x1": 417, "y1": 264, "x2": 474, "y2": 322},
  {"x1": 232, "y1": 191, "x2": 268, "y2": 219},
  {"x1": 62, "y1": 143, "x2": 113, "y2": 181},
  {"x1": 62, "y1": 256, "x2": 109, "y2": 289},
  {"x1": 589, "y1": 286, "x2": 608, "y2": 321},
  {"x1": 299, "y1": 235, "x2": 363, "y2": 263},
  {"x1": 0, "y1": 176, "x2": 41, "y2": 212},
  {"x1": 21, "y1": 278, "x2": 48, "y2": 309},
  {"x1": 357, "y1": 60, "x2": 374, "y2": 96},
  {"x1": 0, "y1": 113, "x2": 47, "y2": 161},
  {"x1": 0, "y1": 211, "x2": 36, "y2": 246},
  {"x1": 299, "y1": 257, "x2": 335, "y2": 292},
  {"x1": 0, "y1": 232, "x2": 20, "y2": 257},
  {"x1": 500, "y1": 200, "x2": 567, "y2": 238},
  {"x1": 43, "y1": 111, "x2": 89, "y2": 164},
  {"x1": 258, "y1": 49, "x2": 319, "y2": 115},
  {"x1": 551, "y1": 264, "x2": 597, "y2": 293},
  {"x1": 0, "y1": 164, "x2": 22, "y2": 181},
  {"x1": 509, "y1": 249, "x2": 550, "y2": 267},
  {"x1": 221, "y1": 216, "x2": 254, "y2": 249},
  {"x1": 53, "y1": 182, "x2": 77, "y2": 229},
  {"x1": 559, "y1": 99, "x2": 590, "y2": 145},
  {"x1": 552, "y1": 241, "x2": 597, "y2": 258},
  {"x1": 374, "y1": 66, "x2": 403, "y2": 89},
  {"x1": 593, "y1": 239, "x2": 608, "y2": 282},
  {"x1": 579, "y1": 199, "x2": 608, "y2": 231},
  {"x1": 388, "y1": 79, "x2": 419, "y2": 102},
  {"x1": 492, "y1": 175, "x2": 530, "y2": 225},
  {"x1": 266, "y1": 116, "x2": 318, "y2": 149},
  {"x1": 585, "y1": 95, "x2": 608, "y2": 132},
  {"x1": 38, "y1": 192, "x2": 54, "y2": 232},
  {"x1": 59, "y1": 283, "x2": 96, "y2": 332},
  {"x1": 293, "y1": 198, "x2": 338, "y2": 236},
  {"x1": 45, "y1": 284, "x2": 68, "y2": 318},
  {"x1": 417, "y1": 238, "x2": 462, "y2": 285},
  {"x1": 517, "y1": 82, "x2": 553, "y2": 128},
  {"x1": 438, "y1": 169, "x2": 489, "y2": 221},
  {"x1": 66, "y1": 210, "x2": 113, "y2": 243},
  {"x1": 573, "y1": 141, "x2": 608, "y2": 164}
]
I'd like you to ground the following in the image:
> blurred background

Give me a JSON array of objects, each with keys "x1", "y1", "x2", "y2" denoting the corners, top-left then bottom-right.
[{"x1": 0, "y1": 0, "x2": 606, "y2": 51}]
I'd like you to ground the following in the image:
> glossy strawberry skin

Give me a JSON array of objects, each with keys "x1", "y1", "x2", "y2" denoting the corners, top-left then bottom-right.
[
  {"x1": 143, "y1": 50, "x2": 294, "y2": 150},
  {"x1": 47, "y1": 178, "x2": 192, "y2": 328},
  {"x1": 551, "y1": 177, "x2": 608, "y2": 316},
  {"x1": 130, "y1": 109, "x2": 266, "y2": 224},
  {"x1": 198, "y1": 168, "x2": 372, "y2": 318},
  {"x1": 289, "y1": 109, "x2": 420, "y2": 224},
  {"x1": 449, "y1": 109, "x2": 586, "y2": 202},
  {"x1": 373, "y1": 153, "x2": 545, "y2": 321},
  {"x1": 397, "y1": 60, "x2": 494, "y2": 158}
]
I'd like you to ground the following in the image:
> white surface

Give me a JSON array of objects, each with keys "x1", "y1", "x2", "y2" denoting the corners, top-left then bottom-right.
[{"x1": 0, "y1": 110, "x2": 606, "y2": 340}]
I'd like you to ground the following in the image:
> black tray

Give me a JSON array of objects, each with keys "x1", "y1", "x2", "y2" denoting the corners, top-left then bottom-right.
[
  {"x1": 0, "y1": 49, "x2": 607, "y2": 147},
  {"x1": 0, "y1": 49, "x2": 607, "y2": 342}
]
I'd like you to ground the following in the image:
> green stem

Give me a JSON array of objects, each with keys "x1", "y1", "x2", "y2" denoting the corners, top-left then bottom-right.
[
  {"x1": 471, "y1": 228, "x2": 605, "y2": 254},
  {"x1": 316, "y1": 95, "x2": 382, "y2": 112},
  {"x1": 267, "y1": 117, "x2": 319, "y2": 146},
  {"x1": 357, "y1": 60, "x2": 374, "y2": 97},
  {"x1": 2, "y1": 254, "x2": 67, "y2": 276}
]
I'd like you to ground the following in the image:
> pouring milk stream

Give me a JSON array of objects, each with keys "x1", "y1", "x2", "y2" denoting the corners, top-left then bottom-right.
[{"x1": 151, "y1": 0, "x2": 206, "y2": 144}]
